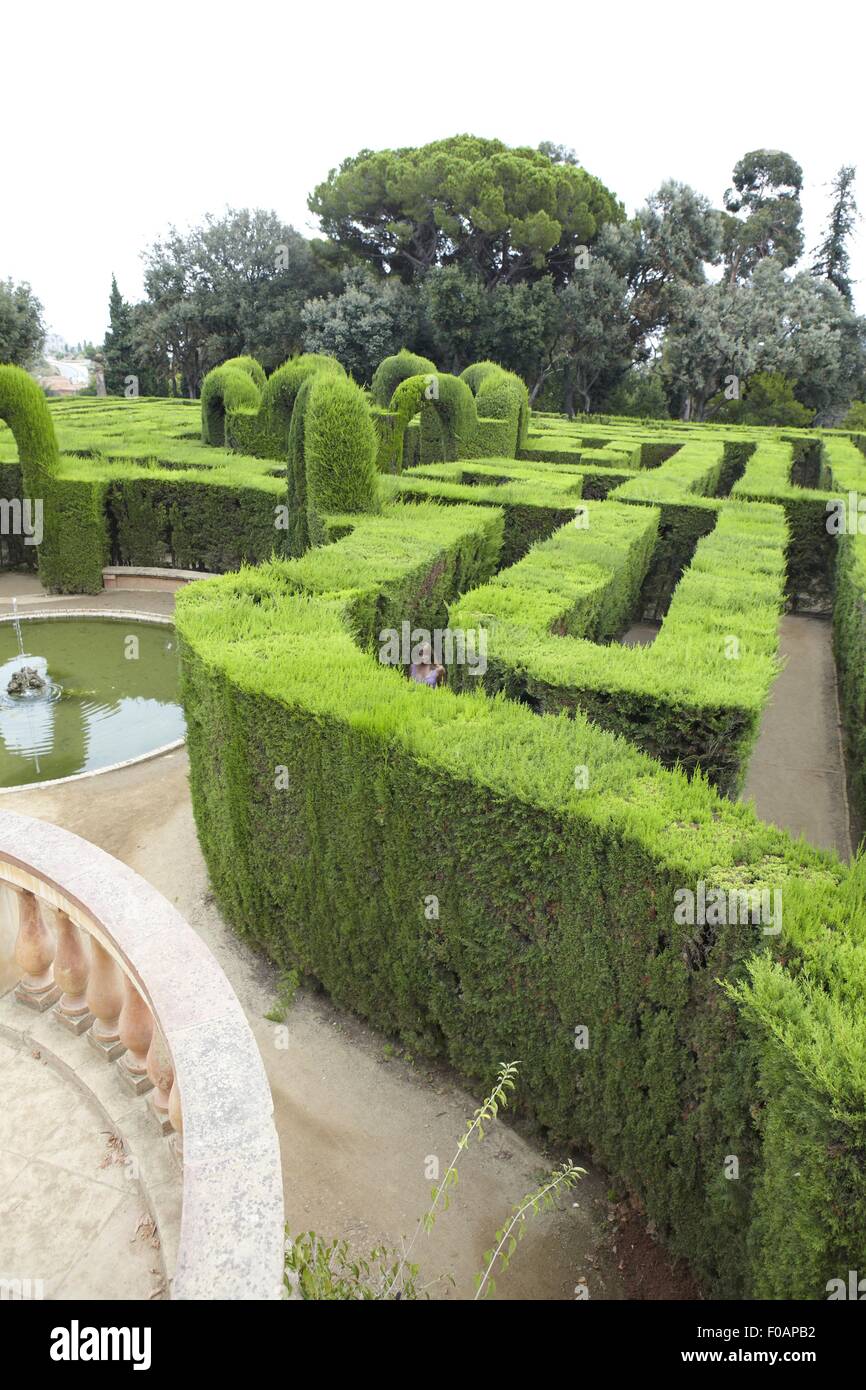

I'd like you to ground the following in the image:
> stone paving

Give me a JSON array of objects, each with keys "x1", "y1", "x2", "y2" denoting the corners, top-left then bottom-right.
[{"x1": 0, "y1": 1036, "x2": 165, "y2": 1300}]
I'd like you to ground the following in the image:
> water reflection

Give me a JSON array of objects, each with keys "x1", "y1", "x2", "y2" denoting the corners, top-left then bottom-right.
[{"x1": 0, "y1": 621, "x2": 184, "y2": 788}]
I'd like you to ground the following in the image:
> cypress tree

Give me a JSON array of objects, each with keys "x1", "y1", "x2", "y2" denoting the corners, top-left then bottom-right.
[
  {"x1": 811, "y1": 165, "x2": 857, "y2": 305},
  {"x1": 102, "y1": 274, "x2": 135, "y2": 395}
]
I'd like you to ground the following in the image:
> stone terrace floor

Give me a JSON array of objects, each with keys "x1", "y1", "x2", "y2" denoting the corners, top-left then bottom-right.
[{"x1": 0, "y1": 1036, "x2": 165, "y2": 1299}]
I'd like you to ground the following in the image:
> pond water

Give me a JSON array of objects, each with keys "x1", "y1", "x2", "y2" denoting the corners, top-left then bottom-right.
[{"x1": 0, "y1": 618, "x2": 185, "y2": 788}]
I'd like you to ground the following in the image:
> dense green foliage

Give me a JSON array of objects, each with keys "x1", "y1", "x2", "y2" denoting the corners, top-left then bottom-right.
[
  {"x1": 811, "y1": 165, "x2": 857, "y2": 305},
  {"x1": 0, "y1": 364, "x2": 63, "y2": 587},
  {"x1": 123, "y1": 209, "x2": 340, "y2": 395},
  {"x1": 174, "y1": 469, "x2": 865, "y2": 1300},
  {"x1": 201, "y1": 352, "x2": 345, "y2": 457},
  {"x1": 0, "y1": 279, "x2": 45, "y2": 368},
  {"x1": 825, "y1": 437, "x2": 866, "y2": 828},
  {"x1": 0, "y1": 395, "x2": 287, "y2": 590},
  {"x1": 304, "y1": 376, "x2": 380, "y2": 545},
  {"x1": 5, "y1": 383, "x2": 866, "y2": 1299},
  {"x1": 308, "y1": 135, "x2": 623, "y2": 286},
  {"x1": 370, "y1": 349, "x2": 437, "y2": 407},
  {"x1": 200, "y1": 360, "x2": 262, "y2": 445},
  {"x1": 102, "y1": 275, "x2": 135, "y2": 395},
  {"x1": 450, "y1": 500, "x2": 786, "y2": 793},
  {"x1": 709, "y1": 371, "x2": 814, "y2": 427},
  {"x1": 99, "y1": 142, "x2": 865, "y2": 421}
]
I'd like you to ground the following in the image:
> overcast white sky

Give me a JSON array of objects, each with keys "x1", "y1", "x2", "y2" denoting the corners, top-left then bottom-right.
[{"x1": 3, "y1": 1, "x2": 863, "y2": 344}]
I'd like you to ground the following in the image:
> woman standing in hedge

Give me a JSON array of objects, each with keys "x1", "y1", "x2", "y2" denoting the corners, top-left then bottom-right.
[{"x1": 409, "y1": 641, "x2": 446, "y2": 688}]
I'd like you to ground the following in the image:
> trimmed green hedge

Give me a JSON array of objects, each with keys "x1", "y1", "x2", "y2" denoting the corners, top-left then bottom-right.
[
  {"x1": 384, "y1": 458, "x2": 587, "y2": 566},
  {"x1": 0, "y1": 364, "x2": 64, "y2": 590},
  {"x1": 729, "y1": 859, "x2": 866, "y2": 1297},
  {"x1": 834, "y1": 529, "x2": 866, "y2": 831},
  {"x1": 304, "y1": 376, "x2": 381, "y2": 547},
  {"x1": 202, "y1": 353, "x2": 346, "y2": 459},
  {"x1": 0, "y1": 365, "x2": 60, "y2": 493},
  {"x1": 390, "y1": 372, "x2": 478, "y2": 466},
  {"x1": 200, "y1": 361, "x2": 262, "y2": 446},
  {"x1": 609, "y1": 439, "x2": 725, "y2": 617},
  {"x1": 0, "y1": 461, "x2": 35, "y2": 571},
  {"x1": 460, "y1": 360, "x2": 531, "y2": 457},
  {"x1": 732, "y1": 438, "x2": 835, "y2": 607},
  {"x1": 450, "y1": 501, "x2": 786, "y2": 793},
  {"x1": 823, "y1": 438, "x2": 866, "y2": 827},
  {"x1": 383, "y1": 364, "x2": 532, "y2": 470},
  {"x1": 176, "y1": 493, "x2": 864, "y2": 1299},
  {"x1": 370, "y1": 349, "x2": 437, "y2": 408}
]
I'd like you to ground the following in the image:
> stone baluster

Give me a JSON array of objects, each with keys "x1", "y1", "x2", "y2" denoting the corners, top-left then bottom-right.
[
  {"x1": 116, "y1": 975, "x2": 154, "y2": 1095},
  {"x1": 13, "y1": 888, "x2": 61, "y2": 1012},
  {"x1": 86, "y1": 937, "x2": 125, "y2": 1060},
  {"x1": 53, "y1": 909, "x2": 94, "y2": 1034},
  {"x1": 146, "y1": 1026, "x2": 174, "y2": 1136},
  {"x1": 168, "y1": 1076, "x2": 183, "y2": 1167}
]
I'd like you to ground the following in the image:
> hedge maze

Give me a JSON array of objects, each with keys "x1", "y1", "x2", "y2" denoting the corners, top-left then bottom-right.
[{"x1": 3, "y1": 352, "x2": 866, "y2": 1298}]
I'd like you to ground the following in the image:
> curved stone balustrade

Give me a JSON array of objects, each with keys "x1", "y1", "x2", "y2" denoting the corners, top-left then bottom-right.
[{"x1": 0, "y1": 810, "x2": 284, "y2": 1300}]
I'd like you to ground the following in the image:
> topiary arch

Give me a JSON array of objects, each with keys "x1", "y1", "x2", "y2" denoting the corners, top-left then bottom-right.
[
  {"x1": 389, "y1": 372, "x2": 477, "y2": 467},
  {"x1": 370, "y1": 349, "x2": 437, "y2": 408},
  {"x1": 200, "y1": 360, "x2": 263, "y2": 446},
  {"x1": 0, "y1": 364, "x2": 61, "y2": 586},
  {"x1": 0, "y1": 363, "x2": 60, "y2": 495}
]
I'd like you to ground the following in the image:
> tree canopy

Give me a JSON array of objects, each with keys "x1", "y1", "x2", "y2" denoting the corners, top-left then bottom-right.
[
  {"x1": 95, "y1": 138, "x2": 864, "y2": 422},
  {"x1": 308, "y1": 135, "x2": 624, "y2": 288},
  {"x1": 722, "y1": 149, "x2": 804, "y2": 285},
  {"x1": 0, "y1": 278, "x2": 45, "y2": 367}
]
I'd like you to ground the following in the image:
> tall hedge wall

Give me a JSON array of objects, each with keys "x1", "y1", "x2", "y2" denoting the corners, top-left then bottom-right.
[
  {"x1": 176, "y1": 495, "x2": 865, "y2": 1300},
  {"x1": 304, "y1": 376, "x2": 381, "y2": 547}
]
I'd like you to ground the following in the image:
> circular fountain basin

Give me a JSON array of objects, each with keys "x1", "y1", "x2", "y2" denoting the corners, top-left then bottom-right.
[{"x1": 0, "y1": 614, "x2": 185, "y2": 790}]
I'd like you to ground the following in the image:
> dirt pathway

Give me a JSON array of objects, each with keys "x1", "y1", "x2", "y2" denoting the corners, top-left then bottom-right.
[{"x1": 741, "y1": 613, "x2": 852, "y2": 859}]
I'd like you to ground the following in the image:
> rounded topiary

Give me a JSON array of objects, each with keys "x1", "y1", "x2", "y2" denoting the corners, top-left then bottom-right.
[
  {"x1": 261, "y1": 354, "x2": 345, "y2": 444},
  {"x1": 0, "y1": 363, "x2": 60, "y2": 495},
  {"x1": 201, "y1": 363, "x2": 262, "y2": 445},
  {"x1": 459, "y1": 361, "x2": 499, "y2": 396},
  {"x1": 389, "y1": 372, "x2": 477, "y2": 464},
  {"x1": 463, "y1": 361, "x2": 531, "y2": 451},
  {"x1": 0, "y1": 364, "x2": 65, "y2": 589},
  {"x1": 305, "y1": 376, "x2": 380, "y2": 545},
  {"x1": 370, "y1": 349, "x2": 437, "y2": 408},
  {"x1": 220, "y1": 355, "x2": 267, "y2": 390}
]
